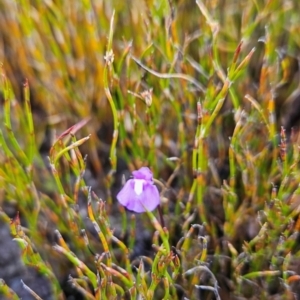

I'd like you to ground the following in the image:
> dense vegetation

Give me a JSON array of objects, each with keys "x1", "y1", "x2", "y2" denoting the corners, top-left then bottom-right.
[{"x1": 1, "y1": 0, "x2": 300, "y2": 299}]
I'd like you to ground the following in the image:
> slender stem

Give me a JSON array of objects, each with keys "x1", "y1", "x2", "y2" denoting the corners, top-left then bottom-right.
[{"x1": 157, "y1": 205, "x2": 165, "y2": 228}]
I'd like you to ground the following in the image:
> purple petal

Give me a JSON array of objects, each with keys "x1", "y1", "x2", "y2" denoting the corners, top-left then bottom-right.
[
  {"x1": 116, "y1": 179, "x2": 147, "y2": 213},
  {"x1": 138, "y1": 182, "x2": 160, "y2": 212},
  {"x1": 116, "y1": 178, "x2": 160, "y2": 213},
  {"x1": 116, "y1": 180, "x2": 135, "y2": 207},
  {"x1": 132, "y1": 167, "x2": 153, "y2": 181},
  {"x1": 126, "y1": 195, "x2": 147, "y2": 213}
]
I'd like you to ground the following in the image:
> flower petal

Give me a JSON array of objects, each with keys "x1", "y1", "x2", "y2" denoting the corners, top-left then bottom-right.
[
  {"x1": 138, "y1": 182, "x2": 160, "y2": 212},
  {"x1": 132, "y1": 167, "x2": 153, "y2": 181},
  {"x1": 116, "y1": 180, "x2": 135, "y2": 207},
  {"x1": 116, "y1": 179, "x2": 146, "y2": 213},
  {"x1": 117, "y1": 168, "x2": 160, "y2": 213},
  {"x1": 126, "y1": 195, "x2": 146, "y2": 213},
  {"x1": 134, "y1": 179, "x2": 145, "y2": 195}
]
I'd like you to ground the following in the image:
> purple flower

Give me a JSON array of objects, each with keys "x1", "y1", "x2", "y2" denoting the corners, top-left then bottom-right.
[{"x1": 117, "y1": 167, "x2": 160, "y2": 213}]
